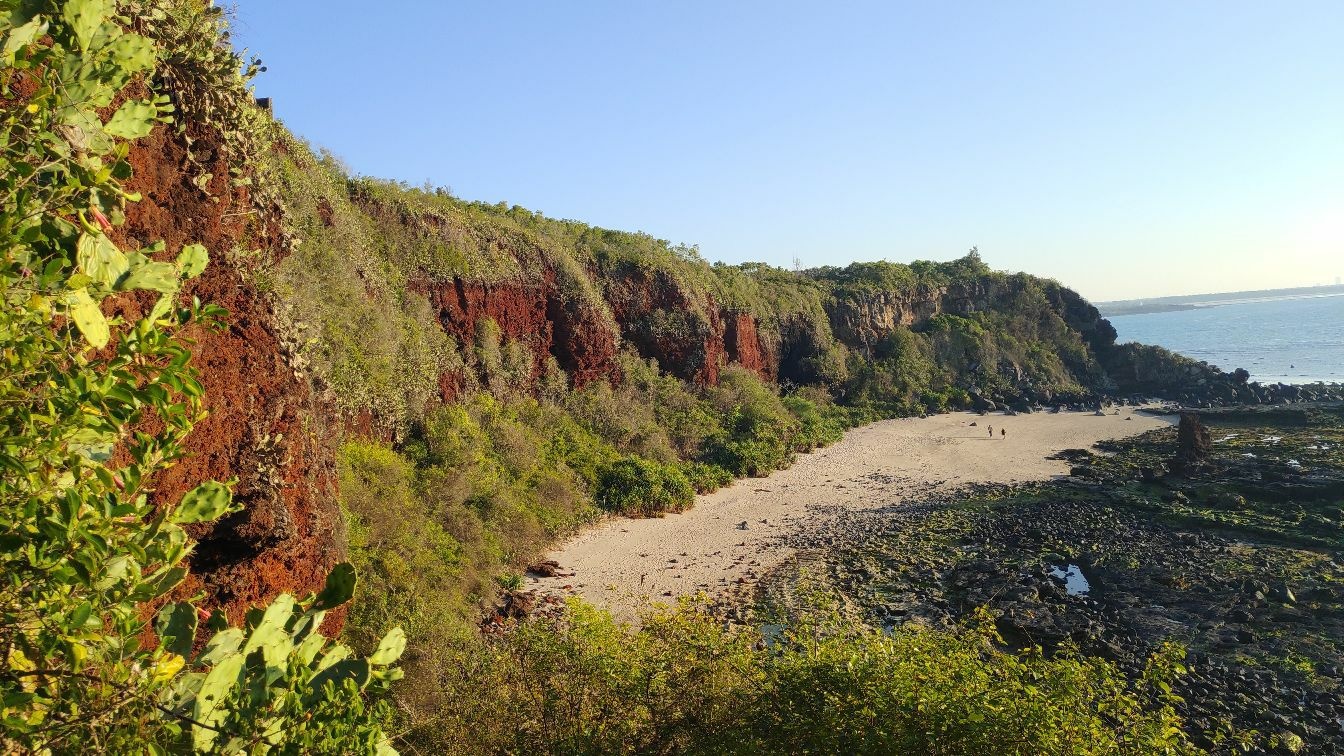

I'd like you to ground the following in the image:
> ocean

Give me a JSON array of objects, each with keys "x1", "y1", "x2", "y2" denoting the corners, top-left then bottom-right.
[{"x1": 1108, "y1": 294, "x2": 1344, "y2": 385}]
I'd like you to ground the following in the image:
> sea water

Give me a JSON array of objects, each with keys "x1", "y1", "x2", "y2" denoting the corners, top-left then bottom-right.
[{"x1": 1108, "y1": 294, "x2": 1344, "y2": 385}]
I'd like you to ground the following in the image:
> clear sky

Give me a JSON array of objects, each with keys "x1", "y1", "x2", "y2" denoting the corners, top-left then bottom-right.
[{"x1": 225, "y1": 1, "x2": 1343, "y2": 301}]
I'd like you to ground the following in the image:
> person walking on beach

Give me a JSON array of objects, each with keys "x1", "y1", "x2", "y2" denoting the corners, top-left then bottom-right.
[
  {"x1": 988, "y1": 425, "x2": 993, "y2": 438},
  {"x1": 1001, "y1": 428, "x2": 1006, "y2": 439}
]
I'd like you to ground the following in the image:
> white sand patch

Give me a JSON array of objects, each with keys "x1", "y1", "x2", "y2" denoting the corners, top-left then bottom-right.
[{"x1": 531, "y1": 407, "x2": 1174, "y2": 621}]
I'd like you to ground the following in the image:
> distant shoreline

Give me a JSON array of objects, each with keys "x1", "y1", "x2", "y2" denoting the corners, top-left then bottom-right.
[
  {"x1": 1103, "y1": 303, "x2": 1201, "y2": 316},
  {"x1": 1099, "y1": 286, "x2": 1344, "y2": 317}
]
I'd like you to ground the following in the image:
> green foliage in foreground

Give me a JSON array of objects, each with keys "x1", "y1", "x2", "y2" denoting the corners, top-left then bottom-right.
[
  {"x1": 413, "y1": 599, "x2": 1196, "y2": 755},
  {"x1": 0, "y1": 3, "x2": 399, "y2": 752}
]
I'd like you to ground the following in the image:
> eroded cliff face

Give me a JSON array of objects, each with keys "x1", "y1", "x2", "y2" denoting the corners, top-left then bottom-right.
[
  {"x1": 601, "y1": 265, "x2": 727, "y2": 385},
  {"x1": 826, "y1": 288, "x2": 945, "y2": 349},
  {"x1": 723, "y1": 312, "x2": 775, "y2": 381},
  {"x1": 115, "y1": 122, "x2": 346, "y2": 628},
  {"x1": 824, "y1": 276, "x2": 1112, "y2": 352},
  {"x1": 382, "y1": 252, "x2": 1120, "y2": 404},
  {"x1": 116, "y1": 117, "x2": 1249, "y2": 635},
  {"x1": 411, "y1": 273, "x2": 622, "y2": 397}
]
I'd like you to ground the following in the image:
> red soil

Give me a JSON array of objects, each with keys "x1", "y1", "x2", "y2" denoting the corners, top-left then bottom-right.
[
  {"x1": 112, "y1": 120, "x2": 347, "y2": 631},
  {"x1": 724, "y1": 311, "x2": 776, "y2": 381}
]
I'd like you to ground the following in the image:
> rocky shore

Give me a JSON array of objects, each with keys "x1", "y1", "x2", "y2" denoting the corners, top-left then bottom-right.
[{"x1": 761, "y1": 404, "x2": 1344, "y2": 753}]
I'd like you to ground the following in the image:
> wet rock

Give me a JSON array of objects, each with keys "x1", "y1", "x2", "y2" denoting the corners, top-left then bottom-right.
[
  {"x1": 1270, "y1": 583, "x2": 1296, "y2": 604},
  {"x1": 1172, "y1": 413, "x2": 1212, "y2": 473}
]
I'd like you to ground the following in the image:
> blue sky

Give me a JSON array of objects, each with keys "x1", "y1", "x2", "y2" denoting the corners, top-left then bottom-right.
[{"x1": 226, "y1": 1, "x2": 1342, "y2": 301}]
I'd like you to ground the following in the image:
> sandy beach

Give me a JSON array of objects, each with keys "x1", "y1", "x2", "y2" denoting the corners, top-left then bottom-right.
[{"x1": 531, "y1": 407, "x2": 1174, "y2": 620}]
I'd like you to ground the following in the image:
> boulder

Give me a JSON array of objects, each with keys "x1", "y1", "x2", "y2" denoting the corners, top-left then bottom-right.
[
  {"x1": 1171, "y1": 413, "x2": 1212, "y2": 473},
  {"x1": 527, "y1": 560, "x2": 568, "y2": 578}
]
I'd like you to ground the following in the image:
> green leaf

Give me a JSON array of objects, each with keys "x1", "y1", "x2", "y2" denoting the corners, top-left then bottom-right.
[
  {"x1": 198, "y1": 628, "x2": 244, "y2": 665},
  {"x1": 306, "y1": 659, "x2": 371, "y2": 705},
  {"x1": 172, "y1": 481, "x2": 233, "y2": 524},
  {"x1": 103, "y1": 99, "x2": 159, "y2": 139},
  {"x1": 68, "y1": 602, "x2": 94, "y2": 633},
  {"x1": 77, "y1": 233, "x2": 129, "y2": 288},
  {"x1": 369, "y1": 628, "x2": 406, "y2": 666},
  {"x1": 206, "y1": 610, "x2": 230, "y2": 633},
  {"x1": 148, "y1": 293, "x2": 174, "y2": 322},
  {"x1": 242, "y1": 594, "x2": 296, "y2": 668},
  {"x1": 101, "y1": 29, "x2": 155, "y2": 75},
  {"x1": 295, "y1": 633, "x2": 326, "y2": 666},
  {"x1": 66, "y1": 288, "x2": 109, "y2": 348},
  {"x1": 62, "y1": 0, "x2": 109, "y2": 51},
  {"x1": 139, "y1": 566, "x2": 188, "y2": 601},
  {"x1": 289, "y1": 609, "x2": 326, "y2": 643},
  {"x1": 95, "y1": 554, "x2": 132, "y2": 591},
  {"x1": 1, "y1": 17, "x2": 47, "y2": 64},
  {"x1": 156, "y1": 602, "x2": 198, "y2": 658},
  {"x1": 194, "y1": 653, "x2": 244, "y2": 751},
  {"x1": 176, "y1": 243, "x2": 209, "y2": 279},
  {"x1": 312, "y1": 562, "x2": 357, "y2": 611},
  {"x1": 119, "y1": 260, "x2": 179, "y2": 294},
  {"x1": 57, "y1": 106, "x2": 113, "y2": 153},
  {"x1": 315, "y1": 645, "x2": 351, "y2": 673},
  {"x1": 68, "y1": 427, "x2": 114, "y2": 462}
]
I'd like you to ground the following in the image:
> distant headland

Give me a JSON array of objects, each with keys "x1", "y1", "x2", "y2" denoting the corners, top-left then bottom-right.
[{"x1": 1098, "y1": 283, "x2": 1344, "y2": 316}]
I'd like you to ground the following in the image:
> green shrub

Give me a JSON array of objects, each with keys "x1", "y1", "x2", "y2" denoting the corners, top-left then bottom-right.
[
  {"x1": 419, "y1": 598, "x2": 1195, "y2": 755},
  {"x1": 945, "y1": 385, "x2": 972, "y2": 409},
  {"x1": 680, "y1": 461, "x2": 735, "y2": 493},
  {"x1": 595, "y1": 457, "x2": 696, "y2": 516},
  {"x1": 783, "y1": 395, "x2": 847, "y2": 450},
  {"x1": 562, "y1": 375, "x2": 681, "y2": 463},
  {"x1": 700, "y1": 367, "x2": 798, "y2": 475},
  {"x1": 921, "y1": 389, "x2": 951, "y2": 413},
  {"x1": 742, "y1": 608, "x2": 1191, "y2": 754},
  {"x1": 704, "y1": 434, "x2": 793, "y2": 477},
  {"x1": 339, "y1": 443, "x2": 466, "y2": 650}
]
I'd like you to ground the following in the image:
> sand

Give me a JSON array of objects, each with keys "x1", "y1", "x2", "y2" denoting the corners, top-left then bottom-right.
[{"x1": 530, "y1": 407, "x2": 1174, "y2": 620}]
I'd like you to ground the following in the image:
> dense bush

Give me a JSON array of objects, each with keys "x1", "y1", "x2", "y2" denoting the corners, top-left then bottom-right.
[
  {"x1": 679, "y1": 461, "x2": 735, "y2": 493},
  {"x1": 336, "y1": 369, "x2": 868, "y2": 744},
  {"x1": 419, "y1": 598, "x2": 1195, "y2": 755},
  {"x1": 595, "y1": 457, "x2": 695, "y2": 516},
  {"x1": 783, "y1": 394, "x2": 849, "y2": 450},
  {"x1": 699, "y1": 366, "x2": 799, "y2": 475},
  {"x1": 337, "y1": 371, "x2": 849, "y2": 650},
  {"x1": 338, "y1": 443, "x2": 465, "y2": 651}
]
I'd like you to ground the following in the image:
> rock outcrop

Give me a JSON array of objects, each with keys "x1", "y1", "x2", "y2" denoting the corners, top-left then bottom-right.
[
  {"x1": 115, "y1": 116, "x2": 346, "y2": 628},
  {"x1": 723, "y1": 312, "x2": 774, "y2": 381},
  {"x1": 1172, "y1": 413, "x2": 1213, "y2": 474},
  {"x1": 411, "y1": 274, "x2": 621, "y2": 394},
  {"x1": 602, "y1": 265, "x2": 725, "y2": 385}
]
